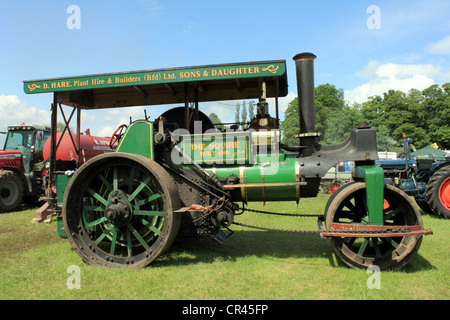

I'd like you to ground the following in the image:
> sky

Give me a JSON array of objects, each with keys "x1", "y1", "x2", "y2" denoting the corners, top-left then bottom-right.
[{"x1": 0, "y1": 0, "x2": 449, "y2": 146}]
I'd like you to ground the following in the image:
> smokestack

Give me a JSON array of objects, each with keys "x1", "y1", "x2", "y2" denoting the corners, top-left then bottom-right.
[{"x1": 293, "y1": 53, "x2": 319, "y2": 148}]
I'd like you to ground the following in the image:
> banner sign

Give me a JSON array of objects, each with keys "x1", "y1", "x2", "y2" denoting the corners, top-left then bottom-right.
[{"x1": 24, "y1": 61, "x2": 286, "y2": 94}]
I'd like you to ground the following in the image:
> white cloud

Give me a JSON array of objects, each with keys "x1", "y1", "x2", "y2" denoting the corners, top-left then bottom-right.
[
  {"x1": 139, "y1": 0, "x2": 163, "y2": 17},
  {"x1": 0, "y1": 95, "x2": 50, "y2": 129},
  {"x1": 81, "y1": 106, "x2": 153, "y2": 137},
  {"x1": 201, "y1": 102, "x2": 238, "y2": 124},
  {"x1": 201, "y1": 92, "x2": 297, "y2": 124},
  {"x1": 269, "y1": 92, "x2": 297, "y2": 116},
  {"x1": 0, "y1": 95, "x2": 51, "y2": 147},
  {"x1": 344, "y1": 61, "x2": 443, "y2": 104},
  {"x1": 96, "y1": 125, "x2": 115, "y2": 138},
  {"x1": 428, "y1": 35, "x2": 450, "y2": 55},
  {"x1": 182, "y1": 21, "x2": 200, "y2": 34}
]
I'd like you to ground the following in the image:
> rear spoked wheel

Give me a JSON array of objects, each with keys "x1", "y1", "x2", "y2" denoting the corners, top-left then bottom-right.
[
  {"x1": 325, "y1": 182, "x2": 423, "y2": 271},
  {"x1": 63, "y1": 153, "x2": 181, "y2": 268}
]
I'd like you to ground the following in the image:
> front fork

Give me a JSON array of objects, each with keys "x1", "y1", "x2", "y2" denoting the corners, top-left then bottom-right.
[{"x1": 353, "y1": 165, "x2": 385, "y2": 226}]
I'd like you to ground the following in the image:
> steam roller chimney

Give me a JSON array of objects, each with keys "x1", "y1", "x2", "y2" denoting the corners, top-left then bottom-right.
[{"x1": 293, "y1": 52, "x2": 320, "y2": 152}]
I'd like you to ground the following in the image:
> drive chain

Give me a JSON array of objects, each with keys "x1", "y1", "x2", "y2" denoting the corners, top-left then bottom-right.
[
  {"x1": 238, "y1": 207, "x2": 324, "y2": 218},
  {"x1": 235, "y1": 207, "x2": 325, "y2": 234},
  {"x1": 234, "y1": 207, "x2": 413, "y2": 236}
]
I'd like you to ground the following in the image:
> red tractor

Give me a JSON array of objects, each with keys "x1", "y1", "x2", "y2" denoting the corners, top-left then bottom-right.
[
  {"x1": 0, "y1": 124, "x2": 113, "y2": 214},
  {"x1": 0, "y1": 124, "x2": 51, "y2": 212}
]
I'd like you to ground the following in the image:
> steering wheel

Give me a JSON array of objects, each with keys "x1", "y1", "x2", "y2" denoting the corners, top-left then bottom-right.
[{"x1": 109, "y1": 124, "x2": 127, "y2": 149}]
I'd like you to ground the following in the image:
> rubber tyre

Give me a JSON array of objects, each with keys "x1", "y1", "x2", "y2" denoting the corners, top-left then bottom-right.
[
  {"x1": 426, "y1": 166, "x2": 450, "y2": 219},
  {"x1": 0, "y1": 170, "x2": 24, "y2": 213}
]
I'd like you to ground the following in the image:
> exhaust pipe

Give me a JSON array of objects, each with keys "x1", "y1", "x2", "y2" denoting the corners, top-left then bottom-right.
[{"x1": 293, "y1": 53, "x2": 319, "y2": 150}]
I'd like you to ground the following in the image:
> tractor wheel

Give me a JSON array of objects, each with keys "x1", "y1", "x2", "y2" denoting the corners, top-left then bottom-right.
[
  {"x1": 328, "y1": 180, "x2": 342, "y2": 194},
  {"x1": 426, "y1": 166, "x2": 450, "y2": 219},
  {"x1": 62, "y1": 153, "x2": 181, "y2": 268},
  {"x1": 325, "y1": 182, "x2": 423, "y2": 271},
  {"x1": 0, "y1": 170, "x2": 24, "y2": 213}
]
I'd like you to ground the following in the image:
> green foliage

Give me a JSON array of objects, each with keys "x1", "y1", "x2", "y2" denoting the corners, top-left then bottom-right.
[
  {"x1": 209, "y1": 113, "x2": 224, "y2": 130},
  {"x1": 57, "y1": 122, "x2": 75, "y2": 133},
  {"x1": 248, "y1": 101, "x2": 255, "y2": 120},
  {"x1": 281, "y1": 84, "x2": 360, "y2": 146},
  {"x1": 281, "y1": 83, "x2": 450, "y2": 150},
  {"x1": 241, "y1": 101, "x2": 248, "y2": 127},
  {"x1": 279, "y1": 98, "x2": 299, "y2": 146},
  {"x1": 235, "y1": 103, "x2": 240, "y2": 128},
  {"x1": 360, "y1": 84, "x2": 450, "y2": 150}
]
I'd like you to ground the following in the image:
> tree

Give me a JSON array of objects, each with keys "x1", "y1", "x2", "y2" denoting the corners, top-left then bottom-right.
[
  {"x1": 280, "y1": 98, "x2": 299, "y2": 146},
  {"x1": 315, "y1": 84, "x2": 346, "y2": 140},
  {"x1": 323, "y1": 104, "x2": 361, "y2": 144},
  {"x1": 209, "y1": 113, "x2": 224, "y2": 130},
  {"x1": 241, "y1": 101, "x2": 248, "y2": 128},
  {"x1": 359, "y1": 83, "x2": 450, "y2": 150},
  {"x1": 281, "y1": 82, "x2": 450, "y2": 150},
  {"x1": 57, "y1": 122, "x2": 75, "y2": 133},
  {"x1": 248, "y1": 101, "x2": 255, "y2": 120},
  {"x1": 280, "y1": 84, "x2": 352, "y2": 146},
  {"x1": 235, "y1": 103, "x2": 240, "y2": 129}
]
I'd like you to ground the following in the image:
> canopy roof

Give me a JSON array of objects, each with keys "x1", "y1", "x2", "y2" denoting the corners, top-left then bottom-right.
[
  {"x1": 24, "y1": 60, "x2": 288, "y2": 110},
  {"x1": 409, "y1": 146, "x2": 449, "y2": 161}
]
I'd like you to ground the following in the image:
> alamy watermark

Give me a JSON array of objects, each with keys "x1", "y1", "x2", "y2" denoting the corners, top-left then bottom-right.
[
  {"x1": 67, "y1": 265, "x2": 81, "y2": 289},
  {"x1": 66, "y1": 5, "x2": 81, "y2": 30},
  {"x1": 366, "y1": 5, "x2": 381, "y2": 30},
  {"x1": 366, "y1": 265, "x2": 381, "y2": 290}
]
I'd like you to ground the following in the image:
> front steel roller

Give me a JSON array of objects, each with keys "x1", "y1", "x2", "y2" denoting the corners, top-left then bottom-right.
[
  {"x1": 325, "y1": 182, "x2": 423, "y2": 271},
  {"x1": 62, "y1": 153, "x2": 181, "y2": 268}
]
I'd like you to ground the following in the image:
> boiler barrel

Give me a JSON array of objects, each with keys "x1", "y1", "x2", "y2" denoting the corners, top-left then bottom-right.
[{"x1": 205, "y1": 153, "x2": 320, "y2": 203}]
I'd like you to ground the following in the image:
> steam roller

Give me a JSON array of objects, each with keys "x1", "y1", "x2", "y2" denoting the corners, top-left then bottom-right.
[{"x1": 23, "y1": 52, "x2": 432, "y2": 270}]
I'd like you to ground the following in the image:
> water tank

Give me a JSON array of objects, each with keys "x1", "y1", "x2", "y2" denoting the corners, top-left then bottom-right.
[{"x1": 43, "y1": 131, "x2": 113, "y2": 165}]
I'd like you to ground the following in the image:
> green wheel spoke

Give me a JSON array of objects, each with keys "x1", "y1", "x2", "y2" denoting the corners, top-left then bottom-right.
[
  {"x1": 110, "y1": 228, "x2": 118, "y2": 255},
  {"x1": 141, "y1": 219, "x2": 161, "y2": 235},
  {"x1": 95, "y1": 223, "x2": 115, "y2": 244},
  {"x1": 128, "y1": 167, "x2": 135, "y2": 194},
  {"x1": 87, "y1": 188, "x2": 109, "y2": 206},
  {"x1": 134, "y1": 210, "x2": 165, "y2": 217},
  {"x1": 85, "y1": 216, "x2": 108, "y2": 228},
  {"x1": 372, "y1": 238, "x2": 381, "y2": 257},
  {"x1": 382, "y1": 237, "x2": 399, "y2": 249},
  {"x1": 127, "y1": 223, "x2": 150, "y2": 250},
  {"x1": 98, "y1": 174, "x2": 113, "y2": 192},
  {"x1": 137, "y1": 193, "x2": 162, "y2": 206},
  {"x1": 384, "y1": 207, "x2": 401, "y2": 221},
  {"x1": 128, "y1": 176, "x2": 152, "y2": 202},
  {"x1": 357, "y1": 238, "x2": 369, "y2": 256},
  {"x1": 126, "y1": 228, "x2": 132, "y2": 257},
  {"x1": 344, "y1": 237, "x2": 356, "y2": 246},
  {"x1": 83, "y1": 205, "x2": 105, "y2": 212}
]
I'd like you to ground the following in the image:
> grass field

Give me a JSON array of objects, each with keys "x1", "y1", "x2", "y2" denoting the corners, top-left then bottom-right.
[{"x1": 0, "y1": 194, "x2": 448, "y2": 301}]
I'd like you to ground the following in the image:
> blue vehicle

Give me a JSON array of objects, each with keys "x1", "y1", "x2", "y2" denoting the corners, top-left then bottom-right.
[{"x1": 378, "y1": 137, "x2": 450, "y2": 219}]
